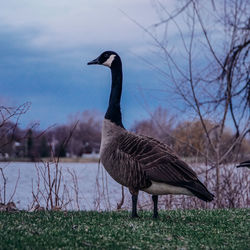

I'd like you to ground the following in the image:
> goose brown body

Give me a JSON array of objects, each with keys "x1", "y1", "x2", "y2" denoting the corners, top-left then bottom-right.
[{"x1": 100, "y1": 119, "x2": 214, "y2": 202}]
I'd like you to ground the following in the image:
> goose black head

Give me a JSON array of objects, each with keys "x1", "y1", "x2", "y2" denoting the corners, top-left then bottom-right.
[{"x1": 87, "y1": 51, "x2": 121, "y2": 68}]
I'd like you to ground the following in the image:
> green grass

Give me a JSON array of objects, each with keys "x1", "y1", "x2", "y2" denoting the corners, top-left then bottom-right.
[{"x1": 0, "y1": 209, "x2": 249, "y2": 249}]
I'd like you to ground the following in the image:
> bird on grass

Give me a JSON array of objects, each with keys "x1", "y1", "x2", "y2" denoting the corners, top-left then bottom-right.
[{"x1": 87, "y1": 51, "x2": 214, "y2": 218}]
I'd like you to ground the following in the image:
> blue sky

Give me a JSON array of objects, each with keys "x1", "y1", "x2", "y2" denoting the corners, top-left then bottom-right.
[{"x1": 0, "y1": 0, "x2": 179, "y2": 129}]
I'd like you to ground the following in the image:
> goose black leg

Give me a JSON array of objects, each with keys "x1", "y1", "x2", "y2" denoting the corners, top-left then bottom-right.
[
  {"x1": 131, "y1": 194, "x2": 139, "y2": 218},
  {"x1": 152, "y1": 195, "x2": 158, "y2": 219}
]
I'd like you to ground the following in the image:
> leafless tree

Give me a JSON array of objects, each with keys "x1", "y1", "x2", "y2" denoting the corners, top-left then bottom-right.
[
  {"x1": 67, "y1": 110, "x2": 101, "y2": 157},
  {"x1": 131, "y1": 107, "x2": 176, "y2": 145},
  {"x1": 0, "y1": 102, "x2": 32, "y2": 155},
  {"x1": 132, "y1": 0, "x2": 249, "y2": 206}
]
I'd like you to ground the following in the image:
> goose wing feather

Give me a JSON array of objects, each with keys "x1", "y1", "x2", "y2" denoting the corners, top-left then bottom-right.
[
  {"x1": 101, "y1": 127, "x2": 214, "y2": 200},
  {"x1": 116, "y1": 132, "x2": 214, "y2": 201},
  {"x1": 117, "y1": 132, "x2": 199, "y2": 186}
]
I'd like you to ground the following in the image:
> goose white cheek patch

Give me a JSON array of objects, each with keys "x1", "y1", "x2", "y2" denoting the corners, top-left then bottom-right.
[{"x1": 103, "y1": 54, "x2": 116, "y2": 67}]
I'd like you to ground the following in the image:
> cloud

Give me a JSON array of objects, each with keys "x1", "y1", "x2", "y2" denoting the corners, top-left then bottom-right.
[
  {"x1": 0, "y1": 0, "x2": 166, "y2": 52},
  {"x1": 0, "y1": 0, "x2": 179, "y2": 129}
]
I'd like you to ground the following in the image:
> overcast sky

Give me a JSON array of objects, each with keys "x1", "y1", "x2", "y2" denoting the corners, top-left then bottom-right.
[{"x1": 0, "y1": 0, "x2": 178, "y2": 129}]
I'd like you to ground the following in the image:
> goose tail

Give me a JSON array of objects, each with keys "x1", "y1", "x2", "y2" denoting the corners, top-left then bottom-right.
[{"x1": 183, "y1": 181, "x2": 214, "y2": 202}]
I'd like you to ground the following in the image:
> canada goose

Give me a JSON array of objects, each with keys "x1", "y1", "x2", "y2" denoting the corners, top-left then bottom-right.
[
  {"x1": 87, "y1": 51, "x2": 214, "y2": 218},
  {"x1": 236, "y1": 160, "x2": 250, "y2": 169}
]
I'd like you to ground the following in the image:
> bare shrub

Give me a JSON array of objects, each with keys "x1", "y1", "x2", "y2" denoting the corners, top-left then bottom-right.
[
  {"x1": 67, "y1": 168, "x2": 80, "y2": 210},
  {"x1": 29, "y1": 122, "x2": 80, "y2": 211},
  {"x1": 29, "y1": 160, "x2": 72, "y2": 211},
  {"x1": 93, "y1": 162, "x2": 112, "y2": 211},
  {"x1": 0, "y1": 165, "x2": 20, "y2": 206}
]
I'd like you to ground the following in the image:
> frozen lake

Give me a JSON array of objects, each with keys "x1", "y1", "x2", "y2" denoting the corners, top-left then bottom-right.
[
  {"x1": 0, "y1": 161, "x2": 248, "y2": 211},
  {"x1": 0, "y1": 162, "x2": 128, "y2": 211}
]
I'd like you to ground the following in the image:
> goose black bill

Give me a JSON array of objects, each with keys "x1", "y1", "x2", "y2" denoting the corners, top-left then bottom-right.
[{"x1": 87, "y1": 57, "x2": 99, "y2": 65}]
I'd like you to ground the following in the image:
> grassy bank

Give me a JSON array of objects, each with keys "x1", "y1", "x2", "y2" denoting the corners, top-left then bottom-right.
[{"x1": 0, "y1": 209, "x2": 249, "y2": 249}]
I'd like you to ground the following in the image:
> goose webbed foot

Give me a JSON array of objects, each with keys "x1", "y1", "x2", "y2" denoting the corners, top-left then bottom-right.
[
  {"x1": 152, "y1": 195, "x2": 158, "y2": 219},
  {"x1": 131, "y1": 194, "x2": 139, "y2": 218}
]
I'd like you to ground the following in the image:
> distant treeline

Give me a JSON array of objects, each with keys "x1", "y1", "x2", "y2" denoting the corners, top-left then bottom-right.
[
  {"x1": 0, "y1": 108, "x2": 249, "y2": 162},
  {"x1": 0, "y1": 111, "x2": 101, "y2": 160}
]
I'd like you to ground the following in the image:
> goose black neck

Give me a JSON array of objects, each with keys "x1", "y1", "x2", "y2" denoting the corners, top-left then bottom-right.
[{"x1": 105, "y1": 61, "x2": 124, "y2": 128}]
